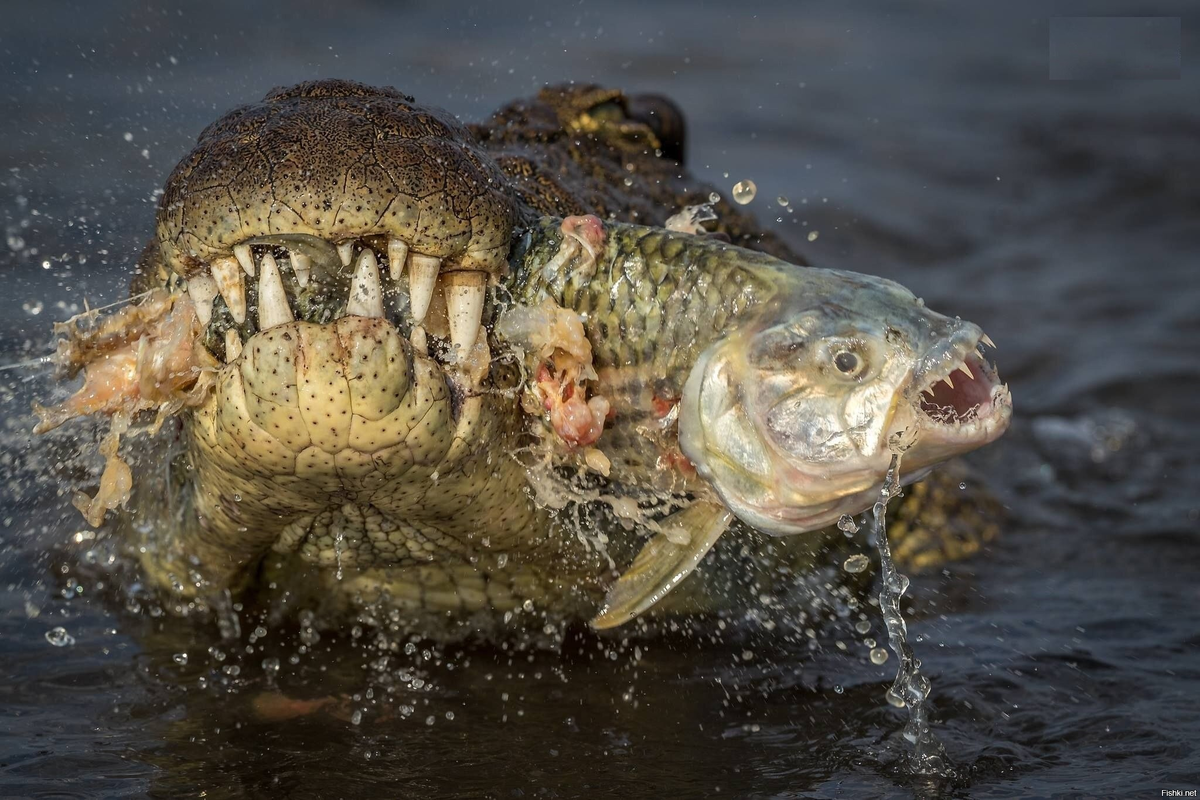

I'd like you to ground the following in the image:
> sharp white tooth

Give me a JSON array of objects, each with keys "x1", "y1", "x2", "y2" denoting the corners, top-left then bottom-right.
[
  {"x1": 337, "y1": 241, "x2": 354, "y2": 267},
  {"x1": 408, "y1": 254, "x2": 442, "y2": 323},
  {"x1": 941, "y1": 375, "x2": 955, "y2": 389},
  {"x1": 233, "y1": 244, "x2": 255, "y2": 277},
  {"x1": 289, "y1": 251, "x2": 311, "y2": 288},
  {"x1": 443, "y1": 271, "x2": 487, "y2": 360},
  {"x1": 224, "y1": 328, "x2": 243, "y2": 362},
  {"x1": 981, "y1": 334, "x2": 996, "y2": 349},
  {"x1": 186, "y1": 274, "x2": 218, "y2": 326},
  {"x1": 410, "y1": 325, "x2": 428, "y2": 355},
  {"x1": 387, "y1": 238, "x2": 409, "y2": 282},
  {"x1": 956, "y1": 364, "x2": 974, "y2": 380},
  {"x1": 257, "y1": 253, "x2": 294, "y2": 330},
  {"x1": 345, "y1": 249, "x2": 384, "y2": 318},
  {"x1": 210, "y1": 256, "x2": 246, "y2": 324}
]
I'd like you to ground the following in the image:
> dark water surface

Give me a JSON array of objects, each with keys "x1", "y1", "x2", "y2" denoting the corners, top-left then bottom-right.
[{"x1": 2, "y1": 1, "x2": 1198, "y2": 797}]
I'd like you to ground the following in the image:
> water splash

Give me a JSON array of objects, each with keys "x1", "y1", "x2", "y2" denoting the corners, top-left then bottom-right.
[
  {"x1": 731, "y1": 180, "x2": 757, "y2": 204},
  {"x1": 873, "y1": 452, "x2": 954, "y2": 777}
]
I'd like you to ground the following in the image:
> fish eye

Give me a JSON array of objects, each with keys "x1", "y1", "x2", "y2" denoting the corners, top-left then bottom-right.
[{"x1": 833, "y1": 349, "x2": 864, "y2": 378}]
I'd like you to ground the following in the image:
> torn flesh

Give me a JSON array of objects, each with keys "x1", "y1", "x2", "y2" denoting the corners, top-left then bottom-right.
[
  {"x1": 664, "y1": 202, "x2": 718, "y2": 235},
  {"x1": 539, "y1": 214, "x2": 606, "y2": 281},
  {"x1": 497, "y1": 296, "x2": 611, "y2": 450},
  {"x1": 33, "y1": 289, "x2": 216, "y2": 525}
]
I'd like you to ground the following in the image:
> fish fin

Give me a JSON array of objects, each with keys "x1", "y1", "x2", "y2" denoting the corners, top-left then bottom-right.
[{"x1": 590, "y1": 500, "x2": 733, "y2": 630}]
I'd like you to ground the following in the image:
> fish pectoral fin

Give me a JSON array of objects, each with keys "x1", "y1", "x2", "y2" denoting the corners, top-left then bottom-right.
[{"x1": 590, "y1": 500, "x2": 733, "y2": 630}]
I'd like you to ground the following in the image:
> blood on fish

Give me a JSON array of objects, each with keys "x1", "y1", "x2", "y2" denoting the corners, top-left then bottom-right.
[{"x1": 560, "y1": 214, "x2": 606, "y2": 264}]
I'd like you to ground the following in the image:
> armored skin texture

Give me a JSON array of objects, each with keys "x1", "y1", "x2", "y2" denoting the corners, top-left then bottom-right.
[{"x1": 40, "y1": 80, "x2": 1010, "y2": 637}]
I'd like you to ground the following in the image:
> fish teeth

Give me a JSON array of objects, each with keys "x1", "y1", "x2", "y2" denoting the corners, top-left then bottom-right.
[
  {"x1": 289, "y1": 250, "x2": 311, "y2": 288},
  {"x1": 224, "y1": 328, "x2": 243, "y2": 362},
  {"x1": 408, "y1": 254, "x2": 442, "y2": 324},
  {"x1": 443, "y1": 271, "x2": 487, "y2": 360},
  {"x1": 981, "y1": 334, "x2": 996, "y2": 349},
  {"x1": 210, "y1": 256, "x2": 246, "y2": 324},
  {"x1": 387, "y1": 238, "x2": 409, "y2": 283},
  {"x1": 345, "y1": 249, "x2": 384, "y2": 318},
  {"x1": 233, "y1": 243, "x2": 255, "y2": 277},
  {"x1": 956, "y1": 364, "x2": 974, "y2": 380},
  {"x1": 257, "y1": 253, "x2": 294, "y2": 330},
  {"x1": 337, "y1": 241, "x2": 355, "y2": 267},
  {"x1": 186, "y1": 274, "x2": 218, "y2": 326},
  {"x1": 941, "y1": 375, "x2": 955, "y2": 389}
]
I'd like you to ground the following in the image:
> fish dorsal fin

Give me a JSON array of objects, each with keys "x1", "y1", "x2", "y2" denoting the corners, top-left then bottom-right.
[{"x1": 590, "y1": 500, "x2": 733, "y2": 630}]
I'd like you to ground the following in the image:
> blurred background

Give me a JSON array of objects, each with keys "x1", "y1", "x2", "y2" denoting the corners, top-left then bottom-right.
[{"x1": 1, "y1": 1, "x2": 1197, "y2": 796}]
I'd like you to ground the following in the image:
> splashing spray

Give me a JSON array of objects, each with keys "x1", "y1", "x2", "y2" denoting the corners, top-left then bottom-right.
[{"x1": 873, "y1": 451, "x2": 954, "y2": 777}]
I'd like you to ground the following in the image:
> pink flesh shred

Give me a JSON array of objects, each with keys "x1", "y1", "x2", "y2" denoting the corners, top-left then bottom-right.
[{"x1": 34, "y1": 289, "x2": 217, "y2": 525}]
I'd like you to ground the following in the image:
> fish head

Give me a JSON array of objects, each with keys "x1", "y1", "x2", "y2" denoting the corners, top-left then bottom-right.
[{"x1": 678, "y1": 268, "x2": 1012, "y2": 535}]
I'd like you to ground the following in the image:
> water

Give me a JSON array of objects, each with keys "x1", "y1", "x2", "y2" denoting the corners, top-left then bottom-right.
[
  {"x1": 2, "y1": 1, "x2": 1199, "y2": 797},
  {"x1": 872, "y1": 453, "x2": 951, "y2": 779}
]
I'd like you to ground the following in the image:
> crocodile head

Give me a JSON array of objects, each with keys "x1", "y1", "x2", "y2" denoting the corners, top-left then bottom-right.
[{"x1": 116, "y1": 80, "x2": 559, "y2": 600}]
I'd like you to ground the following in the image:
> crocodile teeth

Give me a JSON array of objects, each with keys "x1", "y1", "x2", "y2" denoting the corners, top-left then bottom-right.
[
  {"x1": 257, "y1": 253, "x2": 294, "y2": 330},
  {"x1": 387, "y1": 237, "x2": 409, "y2": 283},
  {"x1": 408, "y1": 254, "x2": 442, "y2": 324},
  {"x1": 211, "y1": 256, "x2": 246, "y2": 324},
  {"x1": 956, "y1": 364, "x2": 974, "y2": 380},
  {"x1": 289, "y1": 251, "x2": 311, "y2": 288},
  {"x1": 233, "y1": 243, "x2": 255, "y2": 277},
  {"x1": 224, "y1": 329, "x2": 243, "y2": 362},
  {"x1": 443, "y1": 271, "x2": 487, "y2": 360},
  {"x1": 410, "y1": 325, "x2": 428, "y2": 355},
  {"x1": 186, "y1": 274, "x2": 218, "y2": 326},
  {"x1": 346, "y1": 249, "x2": 384, "y2": 318},
  {"x1": 337, "y1": 241, "x2": 354, "y2": 267}
]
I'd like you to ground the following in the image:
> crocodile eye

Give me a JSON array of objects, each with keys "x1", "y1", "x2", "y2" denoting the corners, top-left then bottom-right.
[{"x1": 833, "y1": 350, "x2": 863, "y2": 377}]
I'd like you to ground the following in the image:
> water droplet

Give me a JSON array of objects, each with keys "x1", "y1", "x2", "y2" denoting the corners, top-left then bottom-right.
[
  {"x1": 172, "y1": 652, "x2": 188, "y2": 665},
  {"x1": 843, "y1": 554, "x2": 871, "y2": 574},
  {"x1": 807, "y1": 230, "x2": 820, "y2": 242},
  {"x1": 22, "y1": 300, "x2": 43, "y2": 316},
  {"x1": 351, "y1": 709, "x2": 363, "y2": 725},
  {"x1": 837, "y1": 514, "x2": 859, "y2": 534},
  {"x1": 864, "y1": 637, "x2": 877, "y2": 649},
  {"x1": 262, "y1": 657, "x2": 280, "y2": 675},
  {"x1": 776, "y1": 195, "x2": 789, "y2": 206},
  {"x1": 870, "y1": 648, "x2": 890, "y2": 665},
  {"x1": 425, "y1": 715, "x2": 436, "y2": 726},
  {"x1": 45, "y1": 626, "x2": 75, "y2": 647},
  {"x1": 959, "y1": 482, "x2": 967, "y2": 490},
  {"x1": 854, "y1": 619, "x2": 871, "y2": 635},
  {"x1": 731, "y1": 180, "x2": 757, "y2": 205},
  {"x1": 708, "y1": 191, "x2": 721, "y2": 204}
]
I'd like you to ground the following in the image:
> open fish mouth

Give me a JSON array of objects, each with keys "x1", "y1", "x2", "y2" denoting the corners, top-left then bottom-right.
[
  {"x1": 178, "y1": 232, "x2": 492, "y2": 387},
  {"x1": 911, "y1": 333, "x2": 1012, "y2": 446}
]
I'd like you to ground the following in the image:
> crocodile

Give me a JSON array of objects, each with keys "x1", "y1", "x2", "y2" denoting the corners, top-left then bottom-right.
[{"x1": 35, "y1": 80, "x2": 1011, "y2": 637}]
